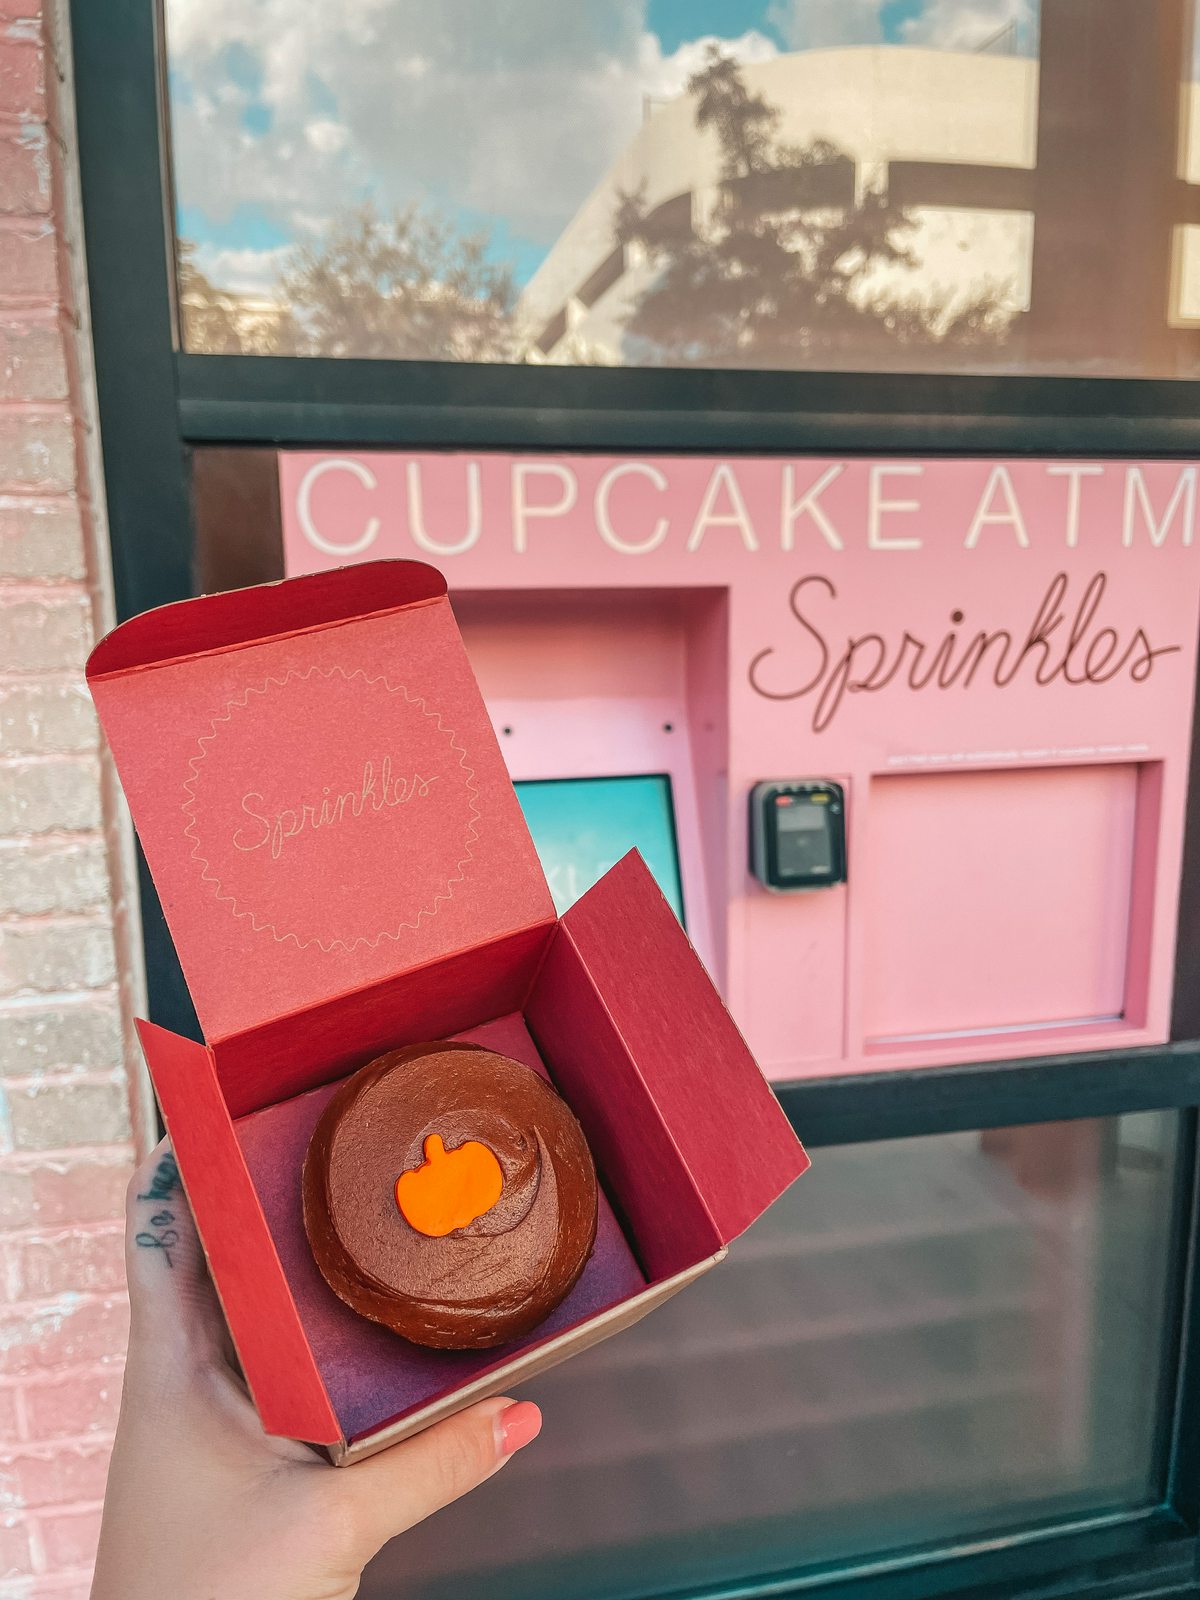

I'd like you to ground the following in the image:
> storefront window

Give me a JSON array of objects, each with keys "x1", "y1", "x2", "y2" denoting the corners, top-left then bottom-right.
[
  {"x1": 163, "y1": 0, "x2": 1200, "y2": 377},
  {"x1": 369, "y1": 1112, "x2": 1185, "y2": 1600}
]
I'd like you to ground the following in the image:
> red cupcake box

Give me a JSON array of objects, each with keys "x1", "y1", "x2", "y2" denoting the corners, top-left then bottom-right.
[{"x1": 87, "y1": 560, "x2": 808, "y2": 1463}]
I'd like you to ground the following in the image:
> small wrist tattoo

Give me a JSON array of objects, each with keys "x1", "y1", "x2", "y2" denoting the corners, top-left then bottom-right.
[
  {"x1": 135, "y1": 1155, "x2": 182, "y2": 1266},
  {"x1": 134, "y1": 1211, "x2": 179, "y2": 1267},
  {"x1": 137, "y1": 1153, "x2": 180, "y2": 1204}
]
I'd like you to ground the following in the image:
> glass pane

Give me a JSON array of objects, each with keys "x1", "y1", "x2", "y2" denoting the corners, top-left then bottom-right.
[
  {"x1": 164, "y1": 1, "x2": 1200, "y2": 377},
  {"x1": 515, "y1": 776, "x2": 686, "y2": 919},
  {"x1": 361, "y1": 1112, "x2": 1184, "y2": 1600}
]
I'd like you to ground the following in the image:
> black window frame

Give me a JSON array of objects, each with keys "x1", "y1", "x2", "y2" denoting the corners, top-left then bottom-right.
[{"x1": 71, "y1": 6, "x2": 1200, "y2": 1599}]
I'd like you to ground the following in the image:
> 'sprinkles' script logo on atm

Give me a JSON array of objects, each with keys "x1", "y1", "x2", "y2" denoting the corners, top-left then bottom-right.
[
  {"x1": 748, "y1": 570, "x2": 1182, "y2": 733},
  {"x1": 182, "y1": 666, "x2": 479, "y2": 952}
]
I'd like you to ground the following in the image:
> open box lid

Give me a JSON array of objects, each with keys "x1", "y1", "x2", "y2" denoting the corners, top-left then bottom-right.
[
  {"x1": 555, "y1": 852, "x2": 810, "y2": 1245},
  {"x1": 88, "y1": 562, "x2": 554, "y2": 1044}
]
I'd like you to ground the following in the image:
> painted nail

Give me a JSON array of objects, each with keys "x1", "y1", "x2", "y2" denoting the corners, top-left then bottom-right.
[{"x1": 497, "y1": 1400, "x2": 542, "y2": 1457}]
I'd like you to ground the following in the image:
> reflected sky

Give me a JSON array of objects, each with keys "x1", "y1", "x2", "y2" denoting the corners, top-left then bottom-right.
[{"x1": 165, "y1": 0, "x2": 1040, "y2": 295}]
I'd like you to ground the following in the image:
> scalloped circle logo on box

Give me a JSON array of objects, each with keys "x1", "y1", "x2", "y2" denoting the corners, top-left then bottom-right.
[{"x1": 182, "y1": 665, "x2": 481, "y2": 952}]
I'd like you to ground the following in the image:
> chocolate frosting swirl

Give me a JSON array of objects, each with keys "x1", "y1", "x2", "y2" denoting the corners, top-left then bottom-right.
[{"x1": 302, "y1": 1042, "x2": 598, "y2": 1349}]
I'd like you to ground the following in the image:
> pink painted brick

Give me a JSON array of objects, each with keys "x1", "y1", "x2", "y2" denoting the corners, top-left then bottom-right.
[
  {"x1": 0, "y1": 1512, "x2": 34, "y2": 1577},
  {"x1": 0, "y1": 409, "x2": 75, "y2": 490},
  {"x1": 0, "y1": 219, "x2": 56, "y2": 299},
  {"x1": 8, "y1": 1079, "x2": 131, "y2": 1150},
  {"x1": 0, "y1": 1296, "x2": 129, "y2": 1376},
  {"x1": 0, "y1": 497, "x2": 86, "y2": 580},
  {"x1": 0, "y1": 755, "x2": 104, "y2": 834},
  {"x1": 0, "y1": 126, "x2": 50, "y2": 215},
  {"x1": 0, "y1": 592, "x2": 91, "y2": 671},
  {"x1": 0, "y1": 9, "x2": 143, "y2": 1584},
  {"x1": 0, "y1": 1156, "x2": 130, "y2": 1230},
  {"x1": 0, "y1": 317, "x2": 67, "y2": 398},
  {"x1": 0, "y1": 1309, "x2": 62, "y2": 1375},
  {"x1": 23, "y1": 1369, "x2": 122, "y2": 1439},
  {"x1": 0, "y1": 838, "x2": 109, "y2": 916},
  {"x1": 0, "y1": 1382, "x2": 21, "y2": 1440},
  {"x1": 0, "y1": 34, "x2": 43, "y2": 118},
  {"x1": 12, "y1": 1226, "x2": 125, "y2": 1299},
  {"x1": 5, "y1": 1441, "x2": 111, "y2": 1507},
  {"x1": 42, "y1": 1295, "x2": 128, "y2": 1368},
  {"x1": 50, "y1": 1294, "x2": 129, "y2": 1367},
  {"x1": 0, "y1": 1166, "x2": 32, "y2": 1226},
  {"x1": 37, "y1": 1504, "x2": 102, "y2": 1569},
  {"x1": 0, "y1": 682, "x2": 97, "y2": 752},
  {"x1": 0, "y1": 923, "x2": 117, "y2": 999},
  {"x1": 0, "y1": 1003, "x2": 123, "y2": 1077},
  {"x1": 31, "y1": 1158, "x2": 129, "y2": 1227}
]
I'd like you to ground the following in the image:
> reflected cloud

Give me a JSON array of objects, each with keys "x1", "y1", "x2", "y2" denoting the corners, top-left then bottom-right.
[
  {"x1": 768, "y1": 0, "x2": 885, "y2": 50},
  {"x1": 167, "y1": 0, "x2": 1200, "y2": 379}
]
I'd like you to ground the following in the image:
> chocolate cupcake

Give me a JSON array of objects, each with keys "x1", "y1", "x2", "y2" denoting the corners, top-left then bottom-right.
[{"x1": 302, "y1": 1042, "x2": 598, "y2": 1350}]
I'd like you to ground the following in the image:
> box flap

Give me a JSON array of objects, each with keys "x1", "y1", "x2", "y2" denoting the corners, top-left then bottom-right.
[
  {"x1": 89, "y1": 563, "x2": 553, "y2": 1043},
  {"x1": 137, "y1": 1021, "x2": 340, "y2": 1445},
  {"x1": 559, "y1": 851, "x2": 809, "y2": 1243}
]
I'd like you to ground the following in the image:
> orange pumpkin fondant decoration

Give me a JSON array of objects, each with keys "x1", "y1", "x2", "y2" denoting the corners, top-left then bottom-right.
[{"x1": 395, "y1": 1133, "x2": 504, "y2": 1237}]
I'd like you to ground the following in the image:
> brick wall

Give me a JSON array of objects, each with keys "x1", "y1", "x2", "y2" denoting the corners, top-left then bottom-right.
[{"x1": 0, "y1": 0, "x2": 148, "y2": 1594}]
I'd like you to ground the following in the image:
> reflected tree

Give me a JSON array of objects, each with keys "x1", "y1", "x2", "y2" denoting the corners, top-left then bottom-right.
[
  {"x1": 176, "y1": 240, "x2": 299, "y2": 355},
  {"x1": 278, "y1": 203, "x2": 517, "y2": 361},
  {"x1": 177, "y1": 204, "x2": 517, "y2": 360},
  {"x1": 616, "y1": 48, "x2": 1012, "y2": 367},
  {"x1": 180, "y1": 50, "x2": 1014, "y2": 366}
]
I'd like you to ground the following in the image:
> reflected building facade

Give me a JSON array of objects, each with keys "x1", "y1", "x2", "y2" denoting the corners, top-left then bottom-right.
[{"x1": 518, "y1": 3, "x2": 1200, "y2": 377}]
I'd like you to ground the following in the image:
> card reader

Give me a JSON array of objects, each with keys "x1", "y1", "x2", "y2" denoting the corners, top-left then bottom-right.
[{"x1": 750, "y1": 780, "x2": 846, "y2": 892}]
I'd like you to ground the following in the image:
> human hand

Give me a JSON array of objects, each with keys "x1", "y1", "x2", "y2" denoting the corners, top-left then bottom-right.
[{"x1": 91, "y1": 1139, "x2": 542, "y2": 1600}]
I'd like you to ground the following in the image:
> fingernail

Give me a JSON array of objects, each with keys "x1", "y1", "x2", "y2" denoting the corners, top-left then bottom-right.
[{"x1": 496, "y1": 1400, "x2": 542, "y2": 1457}]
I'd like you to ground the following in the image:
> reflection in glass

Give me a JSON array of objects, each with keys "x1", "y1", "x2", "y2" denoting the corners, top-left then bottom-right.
[
  {"x1": 361, "y1": 1113, "x2": 1183, "y2": 1600},
  {"x1": 165, "y1": 1, "x2": 1200, "y2": 377}
]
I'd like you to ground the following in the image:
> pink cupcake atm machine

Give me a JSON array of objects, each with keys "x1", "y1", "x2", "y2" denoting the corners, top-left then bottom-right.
[{"x1": 280, "y1": 452, "x2": 1200, "y2": 1084}]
